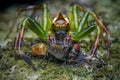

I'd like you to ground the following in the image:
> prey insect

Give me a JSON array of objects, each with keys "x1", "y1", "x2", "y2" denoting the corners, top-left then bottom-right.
[{"x1": 7, "y1": 3, "x2": 111, "y2": 70}]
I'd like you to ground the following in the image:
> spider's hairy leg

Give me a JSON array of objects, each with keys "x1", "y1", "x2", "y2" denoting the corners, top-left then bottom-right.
[
  {"x1": 42, "y1": 3, "x2": 52, "y2": 31},
  {"x1": 73, "y1": 10, "x2": 100, "y2": 58},
  {"x1": 14, "y1": 17, "x2": 47, "y2": 71},
  {"x1": 83, "y1": 11, "x2": 111, "y2": 58},
  {"x1": 69, "y1": 5, "x2": 97, "y2": 58},
  {"x1": 5, "y1": 3, "x2": 49, "y2": 40},
  {"x1": 72, "y1": 4, "x2": 111, "y2": 58},
  {"x1": 69, "y1": 5, "x2": 96, "y2": 39},
  {"x1": 68, "y1": 4, "x2": 86, "y2": 32}
]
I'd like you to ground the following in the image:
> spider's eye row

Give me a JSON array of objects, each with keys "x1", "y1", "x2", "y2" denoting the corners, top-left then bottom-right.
[
  {"x1": 55, "y1": 26, "x2": 66, "y2": 30},
  {"x1": 55, "y1": 26, "x2": 60, "y2": 30}
]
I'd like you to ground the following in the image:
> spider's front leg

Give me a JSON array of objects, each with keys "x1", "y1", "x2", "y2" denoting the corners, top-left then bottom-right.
[
  {"x1": 5, "y1": 3, "x2": 50, "y2": 39},
  {"x1": 13, "y1": 3, "x2": 51, "y2": 70},
  {"x1": 69, "y1": 5, "x2": 111, "y2": 58},
  {"x1": 14, "y1": 17, "x2": 47, "y2": 70},
  {"x1": 84, "y1": 11, "x2": 111, "y2": 58}
]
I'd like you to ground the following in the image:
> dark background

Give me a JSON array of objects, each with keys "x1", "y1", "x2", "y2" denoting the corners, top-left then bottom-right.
[{"x1": 0, "y1": 0, "x2": 45, "y2": 12}]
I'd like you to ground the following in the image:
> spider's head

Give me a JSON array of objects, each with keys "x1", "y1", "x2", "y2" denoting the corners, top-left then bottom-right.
[
  {"x1": 52, "y1": 12, "x2": 70, "y2": 32},
  {"x1": 51, "y1": 12, "x2": 70, "y2": 43}
]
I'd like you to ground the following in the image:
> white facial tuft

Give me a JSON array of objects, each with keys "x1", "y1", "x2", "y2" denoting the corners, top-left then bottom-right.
[
  {"x1": 65, "y1": 18, "x2": 69, "y2": 23},
  {"x1": 52, "y1": 18, "x2": 57, "y2": 23}
]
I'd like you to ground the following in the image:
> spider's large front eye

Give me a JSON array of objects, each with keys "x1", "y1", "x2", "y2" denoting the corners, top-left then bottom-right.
[
  {"x1": 55, "y1": 26, "x2": 60, "y2": 30},
  {"x1": 61, "y1": 26, "x2": 66, "y2": 30}
]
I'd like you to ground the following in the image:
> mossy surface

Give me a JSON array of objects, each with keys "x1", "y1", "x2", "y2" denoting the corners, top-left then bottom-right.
[{"x1": 0, "y1": 0, "x2": 120, "y2": 80}]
